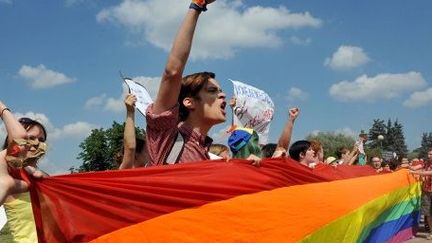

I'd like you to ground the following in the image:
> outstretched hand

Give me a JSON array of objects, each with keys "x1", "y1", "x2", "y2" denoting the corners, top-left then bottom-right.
[
  {"x1": 24, "y1": 166, "x2": 47, "y2": 179},
  {"x1": 246, "y1": 154, "x2": 262, "y2": 167}
]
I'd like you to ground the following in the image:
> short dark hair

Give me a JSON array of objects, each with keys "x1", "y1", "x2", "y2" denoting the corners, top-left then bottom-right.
[
  {"x1": 262, "y1": 143, "x2": 277, "y2": 158},
  {"x1": 178, "y1": 72, "x2": 215, "y2": 121},
  {"x1": 289, "y1": 140, "x2": 311, "y2": 162},
  {"x1": 114, "y1": 137, "x2": 146, "y2": 165},
  {"x1": 336, "y1": 147, "x2": 350, "y2": 159},
  {"x1": 2, "y1": 117, "x2": 48, "y2": 150}
]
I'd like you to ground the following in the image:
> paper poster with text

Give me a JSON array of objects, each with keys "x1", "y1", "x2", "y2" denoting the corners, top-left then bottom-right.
[
  {"x1": 231, "y1": 79, "x2": 274, "y2": 144},
  {"x1": 123, "y1": 78, "x2": 153, "y2": 116}
]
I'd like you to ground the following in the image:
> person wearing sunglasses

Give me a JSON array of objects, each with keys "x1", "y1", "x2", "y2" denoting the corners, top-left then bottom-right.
[{"x1": 0, "y1": 100, "x2": 47, "y2": 242}]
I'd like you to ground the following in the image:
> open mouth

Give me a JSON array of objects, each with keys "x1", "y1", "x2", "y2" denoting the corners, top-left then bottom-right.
[
  {"x1": 220, "y1": 101, "x2": 226, "y2": 110},
  {"x1": 220, "y1": 101, "x2": 227, "y2": 116}
]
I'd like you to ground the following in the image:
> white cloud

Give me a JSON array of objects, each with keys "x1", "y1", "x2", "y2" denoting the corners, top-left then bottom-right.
[
  {"x1": 403, "y1": 87, "x2": 432, "y2": 108},
  {"x1": 105, "y1": 96, "x2": 125, "y2": 113},
  {"x1": 334, "y1": 127, "x2": 356, "y2": 138},
  {"x1": 85, "y1": 94, "x2": 108, "y2": 109},
  {"x1": 289, "y1": 36, "x2": 311, "y2": 46},
  {"x1": 18, "y1": 64, "x2": 76, "y2": 89},
  {"x1": 97, "y1": 0, "x2": 322, "y2": 59},
  {"x1": 85, "y1": 87, "x2": 127, "y2": 113},
  {"x1": 54, "y1": 122, "x2": 97, "y2": 139},
  {"x1": 329, "y1": 72, "x2": 427, "y2": 102},
  {"x1": 324, "y1": 45, "x2": 370, "y2": 71},
  {"x1": 85, "y1": 76, "x2": 161, "y2": 112},
  {"x1": 286, "y1": 87, "x2": 308, "y2": 101}
]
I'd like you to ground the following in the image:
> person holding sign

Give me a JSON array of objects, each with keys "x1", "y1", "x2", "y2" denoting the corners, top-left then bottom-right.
[
  {"x1": 145, "y1": 0, "x2": 226, "y2": 165},
  {"x1": 117, "y1": 94, "x2": 148, "y2": 169}
]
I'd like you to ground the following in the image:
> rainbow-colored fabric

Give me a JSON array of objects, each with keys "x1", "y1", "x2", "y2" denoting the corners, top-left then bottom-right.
[{"x1": 25, "y1": 158, "x2": 420, "y2": 242}]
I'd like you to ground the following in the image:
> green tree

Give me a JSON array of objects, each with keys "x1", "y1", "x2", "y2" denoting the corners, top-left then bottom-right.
[
  {"x1": 392, "y1": 120, "x2": 408, "y2": 158},
  {"x1": 408, "y1": 147, "x2": 421, "y2": 160},
  {"x1": 419, "y1": 132, "x2": 432, "y2": 159},
  {"x1": 384, "y1": 119, "x2": 395, "y2": 151},
  {"x1": 366, "y1": 118, "x2": 408, "y2": 160},
  {"x1": 76, "y1": 121, "x2": 144, "y2": 172},
  {"x1": 306, "y1": 131, "x2": 356, "y2": 159},
  {"x1": 77, "y1": 128, "x2": 114, "y2": 172},
  {"x1": 368, "y1": 119, "x2": 386, "y2": 149}
]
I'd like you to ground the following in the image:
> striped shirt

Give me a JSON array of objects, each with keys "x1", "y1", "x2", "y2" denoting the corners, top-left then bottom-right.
[{"x1": 146, "y1": 104, "x2": 212, "y2": 166}]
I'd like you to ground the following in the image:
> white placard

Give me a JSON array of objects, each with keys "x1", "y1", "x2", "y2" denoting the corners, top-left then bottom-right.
[
  {"x1": 230, "y1": 79, "x2": 274, "y2": 144},
  {"x1": 0, "y1": 205, "x2": 6, "y2": 230},
  {"x1": 124, "y1": 78, "x2": 153, "y2": 116}
]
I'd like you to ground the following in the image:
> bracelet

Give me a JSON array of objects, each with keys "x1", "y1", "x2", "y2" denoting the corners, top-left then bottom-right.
[
  {"x1": 189, "y1": 2, "x2": 207, "y2": 12},
  {"x1": 0, "y1": 107, "x2": 10, "y2": 118}
]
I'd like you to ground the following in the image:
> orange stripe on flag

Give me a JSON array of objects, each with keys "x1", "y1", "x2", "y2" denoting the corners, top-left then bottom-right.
[{"x1": 91, "y1": 170, "x2": 416, "y2": 242}]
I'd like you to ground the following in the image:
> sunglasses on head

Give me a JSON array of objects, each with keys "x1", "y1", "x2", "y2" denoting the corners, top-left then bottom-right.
[
  {"x1": 19, "y1": 117, "x2": 36, "y2": 124},
  {"x1": 18, "y1": 117, "x2": 48, "y2": 141}
]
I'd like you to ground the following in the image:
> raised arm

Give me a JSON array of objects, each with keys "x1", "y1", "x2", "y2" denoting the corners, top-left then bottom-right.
[
  {"x1": 0, "y1": 101, "x2": 27, "y2": 145},
  {"x1": 273, "y1": 107, "x2": 299, "y2": 158},
  {"x1": 410, "y1": 164, "x2": 424, "y2": 171},
  {"x1": 153, "y1": 1, "x2": 215, "y2": 114},
  {"x1": 119, "y1": 94, "x2": 137, "y2": 169},
  {"x1": 410, "y1": 169, "x2": 432, "y2": 176},
  {"x1": 344, "y1": 143, "x2": 359, "y2": 165}
]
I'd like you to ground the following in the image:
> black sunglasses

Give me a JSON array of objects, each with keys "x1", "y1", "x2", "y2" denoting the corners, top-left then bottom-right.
[{"x1": 19, "y1": 117, "x2": 35, "y2": 123}]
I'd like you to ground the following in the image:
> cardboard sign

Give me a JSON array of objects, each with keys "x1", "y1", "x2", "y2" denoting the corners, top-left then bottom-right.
[
  {"x1": 231, "y1": 80, "x2": 274, "y2": 144},
  {"x1": 123, "y1": 78, "x2": 153, "y2": 116}
]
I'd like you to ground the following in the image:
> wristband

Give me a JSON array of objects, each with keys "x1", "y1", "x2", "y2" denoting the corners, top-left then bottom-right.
[
  {"x1": 189, "y1": 0, "x2": 207, "y2": 12},
  {"x1": 0, "y1": 107, "x2": 10, "y2": 118}
]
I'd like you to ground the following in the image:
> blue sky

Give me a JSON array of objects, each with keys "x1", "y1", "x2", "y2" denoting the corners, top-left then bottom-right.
[{"x1": 1, "y1": 0, "x2": 431, "y2": 174}]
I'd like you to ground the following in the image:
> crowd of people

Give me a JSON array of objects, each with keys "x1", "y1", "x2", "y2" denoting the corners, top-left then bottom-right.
[{"x1": 1, "y1": 0, "x2": 431, "y2": 241}]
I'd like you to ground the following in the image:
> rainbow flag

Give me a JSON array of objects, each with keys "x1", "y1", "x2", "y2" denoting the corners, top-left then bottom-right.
[{"x1": 26, "y1": 158, "x2": 420, "y2": 242}]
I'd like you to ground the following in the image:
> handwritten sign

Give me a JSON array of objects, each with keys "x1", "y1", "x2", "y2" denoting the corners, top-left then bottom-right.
[
  {"x1": 231, "y1": 79, "x2": 274, "y2": 144},
  {"x1": 382, "y1": 151, "x2": 397, "y2": 161},
  {"x1": 123, "y1": 78, "x2": 153, "y2": 116}
]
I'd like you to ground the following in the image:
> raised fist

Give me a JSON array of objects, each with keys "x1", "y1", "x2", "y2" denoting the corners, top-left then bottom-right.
[{"x1": 288, "y1": 107, "x2": 300, "y2": 121}]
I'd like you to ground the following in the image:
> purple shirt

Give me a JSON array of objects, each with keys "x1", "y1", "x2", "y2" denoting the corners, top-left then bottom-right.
[{"x1": 146, "y1": 104, "x2": 212, "y2": 166}]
